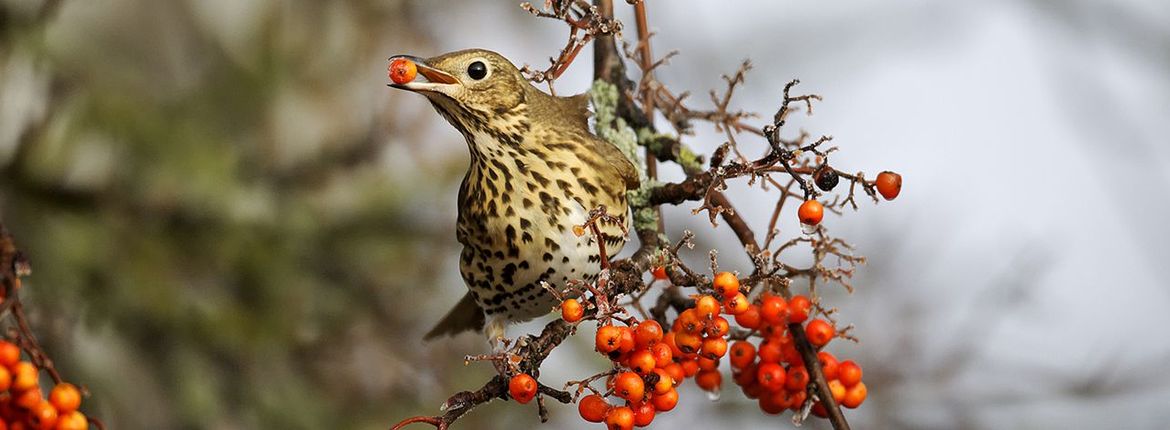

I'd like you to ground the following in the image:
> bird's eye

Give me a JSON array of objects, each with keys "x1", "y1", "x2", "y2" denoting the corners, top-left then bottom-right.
[{"x1": 467, "y1": 61, "x2": 488, "y2": 80}]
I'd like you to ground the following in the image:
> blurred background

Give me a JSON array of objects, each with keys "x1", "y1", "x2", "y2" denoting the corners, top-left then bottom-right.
[{"x1": 2, "y1": 0, "x2": 1168, "y2": 429}]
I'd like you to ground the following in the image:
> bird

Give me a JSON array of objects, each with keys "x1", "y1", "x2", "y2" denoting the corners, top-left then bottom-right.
[{"x1": 387, "y1": 49, "x2": 639, "y2": 344}]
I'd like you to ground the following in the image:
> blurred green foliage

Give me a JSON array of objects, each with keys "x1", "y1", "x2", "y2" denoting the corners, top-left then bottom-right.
[{"x1": 0, "y1": 1, "x2": 512, "y2": 428}]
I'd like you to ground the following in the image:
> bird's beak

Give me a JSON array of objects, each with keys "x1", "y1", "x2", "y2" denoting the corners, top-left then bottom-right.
[{"x1": 387, "y1": 55, "x2": 460, "y2": 95}]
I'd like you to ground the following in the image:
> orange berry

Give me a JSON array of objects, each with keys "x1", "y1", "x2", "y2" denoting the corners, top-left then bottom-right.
[
  {"x1": 631, "y1": 400, "x2": 655, "y2": 427},
  {"x1": 722, "y1": 292, "x2": 750, "y2": 315},
  {"x1": 694, "y1": 295, "x2": 720, "y2": 319},
  {"x1": 704, "y1": 316, "x2": 729, "y2": 338},
  {"x1": 818, "y1": 351, "x2": 840, "y2": 381},
  {"x1": 633, "y1": 320, "x2": 663, "y2": 348},
  {"x1": 757, "y1": 341, "x2": 782, "y2": 364},
  {"x1": 756, "y1": 362, "x2": 787, "y2": 392},
  {"x1": 828, "y1": 379, "x2": 847, "y2": 403},
  {"x1": 15, "y1": 387, "x2": 42, "y2": 409},
  {"x1": 758, "y1": 389, "x2": 787, "y2": 414},
  {"x1": 838, "y1": 360, "x2": 863, "y2": 387},
  {"x1": 613, "y1": 372, "x2": 645, "y2": 403},
  {"x1": 785, "y1": 366, "x2": 809, "y2": 391},
  {"x1": 55, "y1": 411, "x2": 88, "y2": 430},
  {"x1": 696, "y1": 356, "x2": 719, "y2": 371},
  {"x1": 733, "y1": 362, "x2": 757, "y2": 386},
  {"x1": 675, "y1": 309, "x2": 703, "y2": 334},
  {"x1": 604, "y1": 406, "x2": 634, "y2": 430},
  {"x1": 798, "y1": 199, "x2": 824, "y2": 225},
  {"x1": 651, "y1": 266, "x2": 668, "y2": 281},
  {"x1": 875, "y1": 171, "x2": 902, "y2": 200},
  {"x1": 596, "y1": 325, "x2": 623, "y2": 354},
  {"x1": 733, "y1": 304, "x2": 762, "y2": 329},
  {"x1": 804, "y1": 319, "x2": 835, "y2": 347},
  {"x1": 12, "y1": 362, "x2": 39, "y2": 392},
  {"x1": 662, "y1": 332, "x2": 684, "y2": 358},
  {"x1": 578, "y1": 394, "x2": 611, "y2": 423},
  {"x1": 0, "y1": 342, "x2": 19, "y2": 368},
  {"x1": 650, "y1": 369, "x2": 673, "y2": 395},
  {"x1": 508, "y1": 373, "x2": 537, "y2": 404},
  {"x1": 728, "y1": 341, "x2": 756, "y2": 370},
  {"x1": 700, "y1": 337, "x2": 728, "y2": 360},
  {"x1": 759, "y1": 295, "x2": 789, "y2": 326},
  {"x1": 661, "y1": 363, "x2": 685, "y2": 387},
  {"x1": 387, "y1": 58, "x2": 418, "y2": 85},
  {"x1": 673, "y1": 331, "x2": 702, "y2": 355},
  {"x1": 841, "y1": 381, "x2": 867, "y2": 408},
  {"x1": 680, "y1": 359, "x2": 700, "y2": 377},
  {"x1": 28, "y1": 400, "x2": 57, "y2": 430},
  {"x1": 787, "y1": 295, "x2": 812, "y2": 323},
  {"x1": 617, "y1": 326, "x2": 636, "y2": 354},
  {"x1": 561, "y1": 299, "x2": 584, "y2": 323},
  {"x1": 712, "y1": 272, "x2": 740, "y2": 298},
  {"x1": 0, "y1": 366, "x2": 10, "y2": 392},
  {"x1": 49, "y1": 384, "x2": 81, "y2": 414},
  {"x1": 648, "y1": 343, "x2": 673, "y2": 368},
  {"x1": 628, "y1": 350, "x2": 657, "y2": 375},
  {"x1": 695, "y1": 369, "x2": 722, "y2": 392},
  {"x1": 650, "y1": 388, "x2": 678, "y2": 412}
]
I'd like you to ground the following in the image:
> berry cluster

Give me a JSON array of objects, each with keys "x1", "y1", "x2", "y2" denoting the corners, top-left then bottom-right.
[
  {"x1": 712, "y1": 273, "x2": 868, "y2": 418},
  {"x1": 0, "y1": 341, "x2": 89, "y2": 430}
]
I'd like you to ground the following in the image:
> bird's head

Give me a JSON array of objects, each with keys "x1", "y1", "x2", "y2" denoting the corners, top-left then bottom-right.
[{"x1": 388, "y1": 49, "x2": 529, "y2": 130}]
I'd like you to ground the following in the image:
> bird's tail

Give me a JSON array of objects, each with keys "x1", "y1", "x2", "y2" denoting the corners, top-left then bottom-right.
[{"x1": 424, "y1": 292, "x2": 486, "y2": 340}]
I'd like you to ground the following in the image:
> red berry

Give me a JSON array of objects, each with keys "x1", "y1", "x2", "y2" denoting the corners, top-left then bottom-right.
[
  {"x1": 728, "y1": 341, "x2": 756, "y2": 370},
  {"x1": 0, "y1": 341, "x2": 19, "y2": 367},
  {"x1": 508, "y1": 373, "x2": 537, "y2": 404},
  {"x1": 785, "y1": 366, "x2": 809, "y2": 391},
  {"x1": 650, "y1": 369, "x2": 673, "y2": 395},
  {"x1": 798, "y1": 199, "x2": 824, "y2": 225},
  {"x1": 632, "y1": 400, "x2": 655, "y2": 427},
  {"x1": 613, "y1": 372, "x2": 645, "y2": 403},
  {"x1": 673, "y1": 331, "x2": 702, "y2": 355},
  {"x1": 649, "y1": 343, "x2": 673, "y2": 368},
  {"x1": 817, "y1": 351, "x2": 840, "y2": 380},
  {"x1": 787, "y1": 295, "x2": 811, "y2": 324},
  {"x1": 628, "y1": 350, "x2": 657, "y2": 375},
  {"x1": 695, "y1": 369, "x2": 722, "y2": 392},
  {"x1": 757, "y1": 341, "x2": 783, "y2": 364},
  {"x1": 617, "y1": 326, "x2": 636, "y2": 353},
  {"x1": 804, "y1": 319, "x2": 835, "y2": 347},
  {"x1": 28, "y1": 400, "x2": 58, "y2": 430},
  {"x1": 700, "y1": 337, "x2": 728, "y2": 360},
  {"x1": 561, "y1": 299, "x2": 584, "y2": 323},
  {"x1": 758, "y1": 390, "x2": 787, "y2": 414},
  {"x1": 633, "y1": 320, "x2": 664, "y2": 348},
  {"x1": 734, "y1": 305, "x2": 762, "y2": 329},
  {"x1": 651, "y1": 388, "x2": 678, "y2": 411},
  {"x1": 652, "y1": 266, "x2": 668, "y2": 280},
  {"x1": 605, "y1": 406, "x2": 635, "y2": 430},
  {"x1": 828, "y1": 379, "x2": 847, "y2": 403},
  {"x1": 838, "y1": 360, "x2": 863, "y2": 387},
  {"x1": 841, "y1": 381, "x2": 868, "y2": 408},
  {"x1": 722, "y1": 292, "x2": 750, "y2": 315},
  {"x1": 49, "y1": 383, "x2": 82, "y2": 414},
  {"x1": 875, "y1": 171, "x2": 902, "y2": 200},
  {"x1": 712, "y1": 272, "x2": 740, "y2": 298},
  {"x1": 704, "y1": 316, "x2": 730, "y2": 338},
  {"x1": 694, "y1": 295, "x2": 721, "y2": 319},
  {"x1": 388, "y1": 58, "x2": 418, "y2": 85},
  {"x1": 578, "y1": 394, "x2": 611, "y2": 423},
  {"x1": 759, "y1": 295, "x2": 789, "y2": 326},
  {"x1": 756, "y1": 362, "x2": 787, "y2": 392}
]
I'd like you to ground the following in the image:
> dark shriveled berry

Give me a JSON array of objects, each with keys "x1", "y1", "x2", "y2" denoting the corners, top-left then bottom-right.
[{"x1": 814, "y1": 166, "x2": 839, "y2": 191}]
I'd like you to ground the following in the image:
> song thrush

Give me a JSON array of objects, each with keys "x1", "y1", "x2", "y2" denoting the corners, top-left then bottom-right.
[{"x1": 387, "y1": 49, "x2": 639, "y2": 342}]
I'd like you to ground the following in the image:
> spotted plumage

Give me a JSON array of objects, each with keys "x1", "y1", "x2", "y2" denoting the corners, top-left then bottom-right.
[{"x1": 388, "y1": 49, "x2": 638, "y2": 341}]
